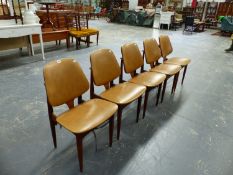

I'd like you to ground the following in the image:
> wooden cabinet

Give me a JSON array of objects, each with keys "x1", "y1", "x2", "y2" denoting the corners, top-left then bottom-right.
[
  {"x1": 138, "y1": 0, "x2": 150, "y2": 8},
  {"x1": 217, "y1": 2, "x2": 233, "y2": 17}
]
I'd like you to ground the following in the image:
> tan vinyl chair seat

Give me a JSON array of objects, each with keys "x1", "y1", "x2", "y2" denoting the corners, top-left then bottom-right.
[
  {"x1": 100, "y1": 82, "x2": 146, "y2": 104},
  {"x1": 129, "y1": 72, "x2": 166, "y2": 87},
  {"x1": 164, "y1": 57, "x2": 191, "y2": 66},
  {"x1": 57, "y1": 99, "x2": 117, "y2": 134},
  {"x1": 150, "y1": 64, "x2": 181, "y2": 75}
]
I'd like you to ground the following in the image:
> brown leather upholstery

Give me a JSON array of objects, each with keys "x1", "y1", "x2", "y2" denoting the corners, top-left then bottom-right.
[
  {"x1": 121, "y1": 42, "x2": 166, "y2": 87},
  {"x1": 159, "y1": 35, "x2": 191, "y2": 67},
  {"x1": 164, "y1": 57, "x2": 191, "y2": 66},
  {"x1": 159, "y1": 35, "x2": 173, "y2": 58},
  {"x1": 90, "y1": 48, "x2": 147, "y2": 139},
  {"x1": 90, "y1": 49, "x2": 121, "y2": 86},
  {"x1": 121, "y1": 43, "x2": 144, "y2": 73},
  {"x1": 150, "y1": 64, "x2": 181, "y2": 75},
  {"x1": 121, "y1": 42, "x2": 167, "y2": 118},
  {"x1": 43, "y1": 59, "x2": 89, "y2": 106},
  {"x1": 100, "y1": 82, "x2": 146, "y2": 104},
  {"x1": 143, "y1": 38, "x2": 161, "y2": 64},
  {"x1": 44, "y1": 58, "x2": 118, "y2": 172},
  {"x1": 57, "y1": 99, "x2": 117, "y2": 134},
  {"x1": 129, "y1": 72, "x2": 166, "y2": 87}
]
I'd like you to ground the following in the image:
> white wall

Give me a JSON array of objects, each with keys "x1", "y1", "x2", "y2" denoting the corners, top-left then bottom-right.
[{"x1": 129, "y1": 0, "x2": 138, "y2": 10}]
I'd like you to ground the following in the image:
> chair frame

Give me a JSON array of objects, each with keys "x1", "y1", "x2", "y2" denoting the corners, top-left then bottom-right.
[
  {"x1": 79, "y1": 13, "x2": 99, "y2": 45},
  {"x1": 90, "y1": 64, "x2": 143, "y2": 140},
  {"x1": 46, "y1": 93, "x2": 115, "y2": 172},
  {"x1": 120, "y1": 58, "x2": 163, "y2": 118},
  {"x1": 142, "y1": 44, "x2": 180, "y2": 103},
  {"x1": 65, "y1": 12, "x2": 90, "y2": 48},
  {"x1": 142, "y1": 55, "x2": 180, "y2": 102},
  {"x1": 159, "y1": 36, "x2": 189, "y2": 85}
]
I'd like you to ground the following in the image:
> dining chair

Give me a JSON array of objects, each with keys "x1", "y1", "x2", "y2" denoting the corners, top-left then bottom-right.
[
  {"x1": 159, "y1": 35, "x2": 191, "y2": 85},
  {"x1": 43, "y1": 59, "x2": 118, "y2": 172},
  {"x1": 143, "y1": 38, "x2": 182, "y2": 103},
  {"x1": 90, "y1": 49, "x2": 146, "y2": 140},
  {"x1": 78, "y1": 13, "x2": 99, "y2": 45},
  {"x1": 65, "y1": 12, "x2": 90, "y2": 48},
  {"x1": 121, "y1": 42, "x2": 166, "y2": 118}
]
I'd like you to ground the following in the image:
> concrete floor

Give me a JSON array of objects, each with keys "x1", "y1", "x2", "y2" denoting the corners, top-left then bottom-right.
[{"x1": 0, "y1": 20, "x2": 233, "y2": 175}]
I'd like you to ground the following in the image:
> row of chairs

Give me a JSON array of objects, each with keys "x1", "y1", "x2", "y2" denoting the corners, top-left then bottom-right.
[{"x1": 43, "y1": 35, "x2": 191, "y2": 172}]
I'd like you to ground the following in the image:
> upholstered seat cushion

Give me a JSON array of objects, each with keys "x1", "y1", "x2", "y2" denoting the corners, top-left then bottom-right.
[
  {"x1": 129, "y1": 72, "x2": 166, "y2": 87},
  {"x1": 69, "y1": 30, "x2": 90, "y2": 37},
  {"x1": 57, "y1": 99, "x2": 117, "y2": 134},
  {"x1": 150, "y1": 64, "x2": 181, "y2": 75},
  {"x1": 81, "y1": 28, "x2": 99, "y2": 35},
  {"x1": 100, "y1": 82, "x2": 146, "y2": 104},
  {"x1": 164, "y1": 57, "x2": 191, "y2": 66}
]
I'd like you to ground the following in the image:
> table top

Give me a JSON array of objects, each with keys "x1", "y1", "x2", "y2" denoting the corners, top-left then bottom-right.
[{"x1": 0, "y1": 24, "x2": 42, "y2": 30}]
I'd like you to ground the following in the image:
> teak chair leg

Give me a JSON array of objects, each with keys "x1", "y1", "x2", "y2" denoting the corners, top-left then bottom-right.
[
  {"x1": 136, "y1": 96, "x2": 142, "y2": 122},
  {"x1": 161, "y1": 78, "x2": 167, "y2": 103},
  {"x1": 47, "y1": 102, "x2": 57, "y2": 148},
  {"x1": 87, "y1": 36, "x2": 90, "y2": 47},
  {"x1": 97, "y1": 33, "x2": 99, "y2": 45},
  {"x1": 49, "y1": 120, "x2": 57, "y2": 148},
  {"x1": 76, "y1": 134, "x2": 84, "y2": 172},
  {"x1": 171, "y1": 75, "x2": 177, "y2": 94},
  {"x1": 156, "y1": 84, "x2": 162, "y2": 106},
  {"x1": 172, "y1": 72, "x2": 180, "y2": 94},
  {"x1": 143, "y1": 89, "x2": 149, "y2": 119},
  {"x1": 109, "y1": 115, "x2": 114, "y2": 147},
  {"x1": 181, "y1": 65, "x2": 188, "y2": 85},
  {"x1": 117, "y1": 107, "x2": 123, "y2": 140},
  {"x1": 76, "y1": 38, "x2": 79, "y2": 49}
]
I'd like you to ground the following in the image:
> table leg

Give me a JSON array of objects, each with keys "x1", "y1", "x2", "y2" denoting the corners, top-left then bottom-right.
[
  {"x1": 29, "y1": 35, "x2": 34, "y2": 56},
  {"x1": 39, "y1": 33, "x2": 45, "y2": 60}
]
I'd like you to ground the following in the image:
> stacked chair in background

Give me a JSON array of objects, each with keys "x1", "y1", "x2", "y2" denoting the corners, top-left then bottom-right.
[{"x1": 43, "y1": 35, "x2": 191, "y2": 173}]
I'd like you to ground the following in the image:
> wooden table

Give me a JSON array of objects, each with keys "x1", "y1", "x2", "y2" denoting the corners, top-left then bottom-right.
[
  {"x1": 39, "y1": 2, "x2": 57, "y2": 28},
  {"x1": 0, "y1": 23, "x2": 45, "y2": 60}
]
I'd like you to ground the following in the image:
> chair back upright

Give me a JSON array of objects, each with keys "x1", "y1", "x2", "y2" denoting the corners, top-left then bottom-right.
[
  {"x1": 143, "y1": 38, "x2": 162, "y2": 67},
  {"x1": 159, "y1": 35, "x2": 173, "y2": 60},
  {"x1": 65, "y1": 12, "x2": 81, "y2": 31},
  {"x1": 121, "y1": 43, "x2": 144, "y2": 77},
  {"x1": 79, "y1": 13, "x2": 89, "y2": 29},
  {"x1": 90, "y1": 49, "x2": 121, "y2": 88},
  {"x1": 43, "y1": 59, "x2": 89, "y2": 107}
]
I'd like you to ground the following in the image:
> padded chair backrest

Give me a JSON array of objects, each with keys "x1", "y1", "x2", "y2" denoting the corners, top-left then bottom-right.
[
  {"x1": 159, "y1": 35, "x2": 173, "y2": 58},
  {"x1": 143, "y1": 38, "x2": 161, "y2": 64},
  {"x1": 185, "y1": 16, "x2": 194, "y2": 26},
  {"x1": 90, "y1": 49, "x2": 121, "y2": 86},
  {"x1": 43, "y1": 59, "x2": 89, "y2": 106},
  {"x1": 121, "y1": 43, "x2": 144, "y2": 73}
]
